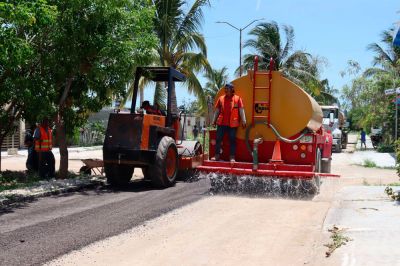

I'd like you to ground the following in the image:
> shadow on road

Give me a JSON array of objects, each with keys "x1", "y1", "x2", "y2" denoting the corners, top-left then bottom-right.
[{"x1": 0, "y1": 197, "x2": 39, "y2": 215}]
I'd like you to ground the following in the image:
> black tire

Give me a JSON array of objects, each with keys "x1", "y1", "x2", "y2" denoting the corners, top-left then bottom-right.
[
  {"x1": 321, "y1": 158, "x2": 331, "y2": 173},
  {"x1": 79, "y1": 166, "x2": 92, "y2": 175},
  {"x1": 104, "y1": 163, "x2": 134, "y2": 186},
  {"x1": 148, "y1": 136, "x2": 178, "y2": 188},
  {"x1": 315, "y1": 148, "x2": 322, "y2": 173}
]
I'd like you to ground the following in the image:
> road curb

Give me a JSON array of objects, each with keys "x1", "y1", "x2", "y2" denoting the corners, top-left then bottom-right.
[{"x1": 0, "y1": 177, "x2": 106, "y2": 208}]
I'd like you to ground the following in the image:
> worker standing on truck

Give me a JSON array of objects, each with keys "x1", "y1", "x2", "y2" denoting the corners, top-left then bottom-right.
[
  {"x1": 34, "y1": 118, "x2": 55, "y2": 179},
  {"x1": 212, "y1": 83, "x2": 246, "y2": 162}
]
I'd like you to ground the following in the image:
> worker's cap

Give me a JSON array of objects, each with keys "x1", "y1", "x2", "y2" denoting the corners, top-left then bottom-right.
[{"x1": 224, "y1": 83, "x2": 234, "y2": 90}]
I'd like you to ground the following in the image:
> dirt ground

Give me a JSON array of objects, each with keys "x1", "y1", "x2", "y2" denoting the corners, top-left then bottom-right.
[{"x1": 44, "y1": 139, "x2": 398, "y2": 265}]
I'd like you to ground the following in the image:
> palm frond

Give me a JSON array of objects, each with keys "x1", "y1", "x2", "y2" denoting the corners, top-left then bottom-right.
[{"x1": 367, "y1": 43, "x2": 394, "y2": 66}]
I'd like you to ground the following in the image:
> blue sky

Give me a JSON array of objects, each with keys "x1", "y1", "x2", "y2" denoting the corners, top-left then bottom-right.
[{"x1": 145, "y1": 0, "x2": 399, "y2": 106}]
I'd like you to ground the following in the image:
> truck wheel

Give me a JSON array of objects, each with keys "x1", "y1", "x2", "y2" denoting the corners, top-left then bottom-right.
[
  {"x1": 104, "y1": 163, "x2": 134, "y2": 186},
  {"x1": 321, "y1": 158, "x2": 331, "y2": 173},
  {"x1": 315, "y1": 148, "x2": 322, "y2": 173},
  {"x1": 149, "y1": 136, "x2": 178, "y2": 188}
]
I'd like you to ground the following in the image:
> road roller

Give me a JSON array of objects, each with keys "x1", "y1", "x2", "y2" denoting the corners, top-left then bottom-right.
[
  {"x1": 196, "y1": 57, "x2": 339, "y2": 196},
  {"x1": 103, "y1": 67, "x2": 203, "y2": 187}
]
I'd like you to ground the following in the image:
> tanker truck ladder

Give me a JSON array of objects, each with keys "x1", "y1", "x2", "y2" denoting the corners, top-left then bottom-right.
[{"x1": 251, "y1": 56, "x2": 274, "y2": 126}]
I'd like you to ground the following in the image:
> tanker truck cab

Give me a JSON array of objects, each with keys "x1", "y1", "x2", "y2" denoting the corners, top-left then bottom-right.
[
  {"x1": 321, "y1": 106, "x2": 343, "y2": 152},
  {"x1": 103, "y1": 67, "x2": 204, "y2": 187}
]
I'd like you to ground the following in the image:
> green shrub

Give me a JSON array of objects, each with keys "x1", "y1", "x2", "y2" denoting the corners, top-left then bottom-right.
[{"x1": 377, "y1": 143, "x2": 395, "y2": 153}]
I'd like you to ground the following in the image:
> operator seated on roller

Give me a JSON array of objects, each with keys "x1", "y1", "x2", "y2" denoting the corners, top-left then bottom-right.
[
  {"x1": 140, "y1": 100, "x2": 163, "y2": 115},
  {"x1": 212, "y1": 83, "x2": 246, "y2": 162}
]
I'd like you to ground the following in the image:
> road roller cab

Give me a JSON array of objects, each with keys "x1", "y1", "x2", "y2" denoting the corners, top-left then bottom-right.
[{"x1": 103, "y1": 67, "x2": 203, "y2": 187}]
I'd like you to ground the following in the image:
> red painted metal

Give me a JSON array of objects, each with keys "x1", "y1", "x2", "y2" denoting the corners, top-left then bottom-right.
[
  {"x1": 251, "y1": 56, "x2": 273, "y2": 126},
  {"x1": 251, "y1": 56, "x2": 259, "y2": 125},
  {"x1": 197, "y1": 160, "x2": 315, "y2": 179},
  {"x1": 208, "y1": 130, "x2": 322, "y2": 165},
  {"x1": 197, "y1": 160, "x2": 340, "y2": 179},
  {"x1": 179, "y1": 154, "x2": 203, "y2": 170}
]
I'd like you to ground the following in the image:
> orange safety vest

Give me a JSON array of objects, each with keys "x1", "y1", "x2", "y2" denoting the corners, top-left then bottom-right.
[
  {"x1": 216, "y1": 95, "x2": 240, "y2": 127},
  {"x1": 34, "y1": 126, "x2": 53, "y2": 152}
]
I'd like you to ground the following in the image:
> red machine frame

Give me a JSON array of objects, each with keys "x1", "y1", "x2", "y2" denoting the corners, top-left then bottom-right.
[{"x1": 194, "y1": 57, "x2": 337, "y2": 180}]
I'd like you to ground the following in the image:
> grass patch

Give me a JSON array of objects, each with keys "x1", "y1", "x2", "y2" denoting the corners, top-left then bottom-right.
[
  {"x1": 0, "y1": 171, "x2": 42, "y2": 192},
  {"x1": 362, "y1": 159, "x2": 377, "y2": 168},
  {"x1": 387, "y1": 182, "x2": 400, "y2": 186},
  {"x1": 325, "y1": 225, "x2": 352, "y2": 257}
]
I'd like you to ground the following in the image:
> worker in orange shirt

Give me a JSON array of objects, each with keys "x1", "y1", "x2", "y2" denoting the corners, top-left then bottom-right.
[
  {"x1": 140, "y1": 100, "x2": 163, "y2": 115},
  {"x1": 33, "y1": 118, "x2": 55, "y2": 179},
  {"x1": 212, "y1": 83, "x2": 246, "y2": 162}
]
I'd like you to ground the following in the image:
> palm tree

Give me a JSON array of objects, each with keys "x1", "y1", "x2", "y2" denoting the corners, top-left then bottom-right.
[
  {"x1": 151, "y1": 0, "x2": 212, "y2": 114},
  {"x1": 364, "y1": 28, "x2": 400, "y2": 77},
  {"x1": 204, "y1": 66, "x2": 229, "y2": 99},
  {"x1": 314, "y1": 79, "x2": 339, "y2": 105},
  {"x1": 241, "y1": 21, "x2": 323, "y2": 95}
]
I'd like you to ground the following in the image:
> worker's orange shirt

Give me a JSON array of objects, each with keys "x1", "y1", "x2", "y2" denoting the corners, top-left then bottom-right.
[{"x1": 215, "y1": 94, "x2": 243, "y2": 126}]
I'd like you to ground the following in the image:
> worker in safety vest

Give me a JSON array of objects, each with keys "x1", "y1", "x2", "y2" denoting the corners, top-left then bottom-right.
[
  {"x1": 212, "y1": 83, "x2": 246, "y2": 162},
  {"x1": 33, "y1": 118, "x2": 55, "y2": 179}
]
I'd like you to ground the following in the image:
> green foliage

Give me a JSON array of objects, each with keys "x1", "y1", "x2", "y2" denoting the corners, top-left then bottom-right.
[
  {"x1": 204, "y1": 66, "x2": 229, "y2": 100},
  {"x1": 377, "y1": 143, "x2": 395, "y2": 153},
  {"x1": 342, "y1": 27, "x2": 400, "y2": 139},
  {"x1": 363, "y1": 159, "x2": 377, "y2": 168},
  {"x1": 79, "y1": 121, "x2": 106, "y2": 146},
  {"x1": 45, "y1": 0, "x2": 157, "y2": 133},
  {"x1": 0, "y1": 0, "x2": 58, "y2": 142},
  {"x1": 150, "y1": 0, "x2": 212, "y2": 111},
  {"x1": 396, "y1": 139, "x2": 400, "y2": 177},
  {"x1": 0, "y1": 0, "x2": 157, "y2": 175}
]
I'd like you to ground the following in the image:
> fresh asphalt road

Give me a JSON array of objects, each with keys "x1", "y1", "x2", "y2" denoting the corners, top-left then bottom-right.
[{"x1": 0, "y1": 179, "x2": 210, "y2": 266}]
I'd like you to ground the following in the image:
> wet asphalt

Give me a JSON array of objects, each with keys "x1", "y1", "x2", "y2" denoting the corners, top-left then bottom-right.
[{"x1": 0, "y1": 179, "x2": 210, "y2": 266}]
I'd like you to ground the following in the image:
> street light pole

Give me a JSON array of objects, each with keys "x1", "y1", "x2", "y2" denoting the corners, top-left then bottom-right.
[{"x1": 216, "y1": 18, "x2": 264, "y2": 76}]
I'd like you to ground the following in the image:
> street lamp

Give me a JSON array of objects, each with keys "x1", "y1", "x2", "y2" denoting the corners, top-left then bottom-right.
[{"x1": 216, "y1": 18, "x2": 264, "y2": 76}]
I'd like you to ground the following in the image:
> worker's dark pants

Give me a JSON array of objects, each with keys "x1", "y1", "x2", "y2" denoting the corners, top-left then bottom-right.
[
  {"x1": 215, "y1": 125, "x2": 237, "y2": 158},
  {"x1": 38, "y1": 151, "x2": 55, "y2": 179},
  {"x1": 26, "y1": 148, "x2": 38, "y2": 172}
]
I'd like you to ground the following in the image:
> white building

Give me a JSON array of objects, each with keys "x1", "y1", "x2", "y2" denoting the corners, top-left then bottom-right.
[{"x1": 180, "y1": 114, "x2": 206, "y2": 140}]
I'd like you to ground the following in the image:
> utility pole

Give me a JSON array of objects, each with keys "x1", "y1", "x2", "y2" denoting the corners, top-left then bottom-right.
[{"x1": 216, "y1": 18, "x2": 264, "y2": 76}]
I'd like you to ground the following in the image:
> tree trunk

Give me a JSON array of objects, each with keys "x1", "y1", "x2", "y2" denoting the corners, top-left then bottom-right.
[
  {"x1": 56, "y1": 78, "x2": 73, "y2": 179},
  {"x1": 55, "y1": 111, "x2": 68, "y2": 179},
  {"x1": 139, "y1": 85, "x2": 144, "y2": 107},
  {"x1": 170, "y1": 85, "x2": 179, "y2": 115}
]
